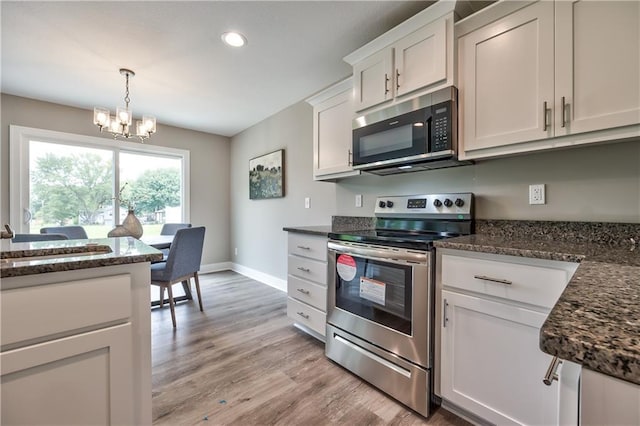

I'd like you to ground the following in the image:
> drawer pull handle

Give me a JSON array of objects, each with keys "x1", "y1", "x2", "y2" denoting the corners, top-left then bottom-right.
[
  {"x1": 543, "y1": 356, "x2": 562, "y2": 386},
  {"x1": 297, "y1": 267, "x2": 310, "y2": 273},
  {"x1": 297, "y1": 245, "x2": 311, "y2": 250},
  {"x1": 297, "y1": 288, "x2": 310, "y2": 295},
  {"x1": 443, "y1": 298, "x2": 449, "y2": 328},
  {"x1": 297, "y1": 311, "x2": 310, "y2": 320},
  {"x1": 474, "y1": 275, "x2": 512, "y2": 285},
  {"x1": 543, "y1": 101, "x2": 549, "y2": 131}
]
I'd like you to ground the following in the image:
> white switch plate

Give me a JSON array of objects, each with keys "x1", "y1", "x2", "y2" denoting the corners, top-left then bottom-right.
[
  {"x1": 529, "y1": 184, "x2": 545, "y2": 205},
  {"x1": 304, "y1": 197, "x2": 310, "y2": 209},
  {"x1": 234, "y1": 247, "x2": 238, "y2": 256},
  {"x1": 355, "y1": 194, "x2": 363, "y2": 208}
]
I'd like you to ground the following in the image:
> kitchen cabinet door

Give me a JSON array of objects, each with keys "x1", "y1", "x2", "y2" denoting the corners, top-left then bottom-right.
[
  {"x1": 353, "y1": 49, "x2": 394, "y2": 111},
  {"x1": 458, "y1": 1, "x2": 554, "y2": 153},
  {"x1": 1, "y1": 323, "x2": 134, "y2": 425},
  {"x1": 440, "y1": 290, "x2": 562, "y2": 426},
  {"x1": 307, "y1": 78, "x2": 360, "y2": 181},
  {"x1": 554, "y1": 0, "x2": 640, "y2": 137},
  {"x1": 395, "y1": 18, "x2": 447, "y2": 98}
]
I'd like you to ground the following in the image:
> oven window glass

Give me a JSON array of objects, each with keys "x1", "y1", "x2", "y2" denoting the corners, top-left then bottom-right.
[
  {"x1": 335, "y1": 255, "x2": 412, "y2": 335},
  {"x1": 359, "y1": 125, "x2": 413, "y2": 157}
]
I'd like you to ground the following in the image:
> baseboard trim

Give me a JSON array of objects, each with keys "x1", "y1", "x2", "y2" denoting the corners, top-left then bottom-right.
[
  {"x1": 230, "y1": 263, "x2": 287, "y2": 292},
  {"x1": 200, "y1": 261, "x2": 233, "y2": 274}
]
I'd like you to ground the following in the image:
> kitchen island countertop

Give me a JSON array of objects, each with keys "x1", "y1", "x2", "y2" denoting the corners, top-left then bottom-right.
[
  {"x1": 1, "y1": 237, "x2": 163, "y2": 278},
  {"x1": 435, "y1": 232, "x2": 640, "y2": 385}
]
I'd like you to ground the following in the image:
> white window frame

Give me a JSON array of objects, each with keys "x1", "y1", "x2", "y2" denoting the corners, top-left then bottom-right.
[{"x1": 9, "y1": 125, "x2": 190, "y2": 233}]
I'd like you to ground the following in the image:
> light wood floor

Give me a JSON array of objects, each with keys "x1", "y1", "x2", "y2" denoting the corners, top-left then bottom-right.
[{"x1": 151, "y1": 271, "x2": 471, "y2": 425}]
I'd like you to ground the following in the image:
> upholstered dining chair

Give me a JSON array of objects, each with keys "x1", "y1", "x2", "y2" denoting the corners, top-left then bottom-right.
[
  {"x1": 157, "y1": 223, "x2": 192, "y2": 259},
  {"x1": 150, "y1": 226, "x2": 205, "y2": 328},
  {"x1": 160, "y1": 223, "x2": 192, "y2": 236},
  {"x1": 40, "y1": 226, "x2": 88, "y2": 240},
  {"x1": 13, "y1": 233, "x2": 69, "y2": 242}
]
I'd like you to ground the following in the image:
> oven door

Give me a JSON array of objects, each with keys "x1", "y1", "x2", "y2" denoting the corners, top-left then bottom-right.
[{"x1": 327, "y1": 240, "x2": 432, "y2": 368}]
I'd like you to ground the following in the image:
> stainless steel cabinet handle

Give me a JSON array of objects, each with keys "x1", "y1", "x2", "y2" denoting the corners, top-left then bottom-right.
[
  {"x1": 396, "y1": 69, "x2": 400, "y2": 91},
  {"x1": 384, "y1": 73, "x2": 389, "y2": 95},
  {"x1": 296, "y1": 245, "x2": 311, "y2": 250},
  {"x1": 348, "y1": 149, "x2": 353, "y2": 166},
  {"x1": 296, "y1": 311, "x2": 310, "y2": 320},
  {"x1": 561, "y1": 96, "x2": 566, "y2": 128},
  {"x1": 543, "y1": 356, "x2": 562, "y2": 385},
  {"x1": 297, "y1": 267, "x2": 310, "y2": 273},
  {"x1": 443, "y1": 299, "x2": 449, "y2": 328},
  {"x1": 474, "y1": 275, "x2": 513, "y2": 285},
  {"x1": 543, "y1": 101, "x2": 549, "y2": 131},
  {"x1": 296, "y1": 288, "x2": 310, "y2": 295}
]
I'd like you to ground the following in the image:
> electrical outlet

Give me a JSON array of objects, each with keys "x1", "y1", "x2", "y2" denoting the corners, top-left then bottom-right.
[
  {"x1": 234, "y1": 247, "x2": 238, "y2": 256},
  {"x1": 304, "y1": 197, "x2": 310, "y2": 209},
  {"x1": 529, "y1": 184, "x2": 546, "y2": 205},
  {"x1": 355, "y1": 194, "x2": 363, "y2": 208}
]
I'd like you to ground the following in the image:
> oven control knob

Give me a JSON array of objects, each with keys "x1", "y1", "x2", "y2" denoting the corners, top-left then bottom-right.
[
  {"x1": 433, "y1": 199, "x2": 442, "y2": 207},
  {"x1": 386, "y1": 200, "x2": 394, "y2": 208},
  {"x1": 444, "y1": 198, "x2": 453, "y2": 207},
  {"x1": 455, "y1": 198, "x2": 465, "y2": 207},
  {"x1": 378, "y1": 201, "x2": 386, "y2": 208}
]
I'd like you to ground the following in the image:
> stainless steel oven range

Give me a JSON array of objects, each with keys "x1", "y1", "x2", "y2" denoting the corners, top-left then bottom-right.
[{"x1": 326, "y1": 193, "x2": 474, "y2": 417}]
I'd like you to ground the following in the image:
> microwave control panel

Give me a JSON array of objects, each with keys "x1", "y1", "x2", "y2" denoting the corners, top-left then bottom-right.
[{"x1": 431, "y1": 101, "x2": 452, "y2": 152}]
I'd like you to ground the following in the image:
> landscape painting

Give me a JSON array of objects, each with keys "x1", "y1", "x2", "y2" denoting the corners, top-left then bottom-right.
[{"x1": 249, "y1": 149, "x2": 284, "y2": 200}]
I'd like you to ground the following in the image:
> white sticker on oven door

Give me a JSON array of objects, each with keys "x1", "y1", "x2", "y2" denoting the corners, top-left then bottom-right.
[
  {"x1": 359, "y1": 277, "x2": 386, "y2": 305},
  {"x1": 336, "y1": 254, "x2": 357, "y2": 281}
]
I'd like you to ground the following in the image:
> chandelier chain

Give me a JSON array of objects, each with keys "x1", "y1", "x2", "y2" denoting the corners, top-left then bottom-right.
[{"x1": 124, "y1": 73, "x2": 131, "y2": 108}]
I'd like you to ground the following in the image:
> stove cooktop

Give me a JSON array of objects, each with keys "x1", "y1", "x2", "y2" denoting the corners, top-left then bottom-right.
[{"x1": 329, "y1": 193, "x2": 474, "y2": 250}]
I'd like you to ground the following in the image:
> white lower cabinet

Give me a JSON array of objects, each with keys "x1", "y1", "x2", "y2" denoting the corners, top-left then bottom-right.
[
  {"x1": 1, "y1": 324, "x2": 133, "y2": 425},
  {"x1": 1, "y1": 264, "x2": 152, "y2": 425},
  {"x1": 581, "y1": 369, "x2": 640, "y2": 426},
  {"x1": 437, "y1": 248, "x2": 579, "y2": 425},
  {"x1": 286, "y1": 233, "x2": 328, "y2": 341}
]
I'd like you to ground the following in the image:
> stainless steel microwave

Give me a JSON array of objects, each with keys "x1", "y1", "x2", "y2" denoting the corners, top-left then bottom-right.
[{"x1": 352, "y1": 86, "x2": 469, "y2": 175}]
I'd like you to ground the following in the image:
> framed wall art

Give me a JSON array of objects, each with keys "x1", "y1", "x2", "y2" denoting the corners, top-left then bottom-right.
[{"x1": 249, "y1": 149, "x2": 284, "y2": 200}]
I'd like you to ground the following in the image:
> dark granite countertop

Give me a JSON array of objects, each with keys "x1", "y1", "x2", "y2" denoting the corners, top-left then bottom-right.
[
  {"x1": 1, "y1": 237, "x2": 163, "y2": 278},
  {"x1": 284, "y1": 216, "x2": 377, "y2": 237},
  {"x1": 282, "y1": 225, "x2": 333, "y2": 236},
  {"x1": 434, "y1": 229, "x2": 640, "y2": 385}
]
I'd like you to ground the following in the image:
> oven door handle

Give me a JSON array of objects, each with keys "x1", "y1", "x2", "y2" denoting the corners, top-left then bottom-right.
[{"x1": 328, "y1": 241, "x2": 428, "y2": 264}]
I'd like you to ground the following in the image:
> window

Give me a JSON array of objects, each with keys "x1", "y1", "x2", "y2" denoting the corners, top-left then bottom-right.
[{"x1": 10, "y1": 126, "x2": 190, "y2": 237}]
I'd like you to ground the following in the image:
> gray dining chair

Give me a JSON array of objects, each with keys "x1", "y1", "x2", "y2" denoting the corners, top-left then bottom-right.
[
  {"x1": 150, "y1": 226, "x2": 205, "y2": 328},
  {"x1": 160, "y1": 223, "x2": 192, "y2": 236},
  {"x1": 158, "y1": 223, "x2": 191, "y2": 258},
  {"x1": 13, "y1": 233, "x2": 69, "y2": 242},
  {"x1": 40, "y1": 225, "x2": 88, "y2": 240}
]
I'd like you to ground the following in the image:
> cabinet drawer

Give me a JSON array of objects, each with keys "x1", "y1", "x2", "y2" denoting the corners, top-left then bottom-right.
[
  {"x1": 288, "y1": 233, "x2": 327, "y2": 261},
  {"x1": 1, "y1": 274, "x2": 131, "y2": 347},
  {"x1": 441, "y1": 252, "x2": 576, "y2": 309},
  {"x1": 287, "y1": 275, "x2": 327, "y2": 312},
  {"x1": 288, "y1": 255, "x2": 327, "y2": 285},
  {"x1": 287, "y1": 297, "x2": 326, "y2": 337}
]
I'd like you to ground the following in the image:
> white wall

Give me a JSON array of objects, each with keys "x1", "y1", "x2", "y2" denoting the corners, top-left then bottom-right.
[
  {"x1": 230, "y1": 101, "x2": 337, "y2": 281},
  {"x1": 231, "y1": 99, "x2": 640, "y2": 282},
  {"x1": 1, "y1": 94, "x2": 232, "y2": 266}
]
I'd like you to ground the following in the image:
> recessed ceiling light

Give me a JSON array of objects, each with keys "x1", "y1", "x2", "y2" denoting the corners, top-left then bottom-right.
[{"x1": 221, "y1": 31, "x2": 247, "y2": 48}]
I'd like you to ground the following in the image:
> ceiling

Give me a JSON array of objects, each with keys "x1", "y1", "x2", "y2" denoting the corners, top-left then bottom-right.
[{"x1": 1, "y1": 1, "x2": 440, "y2": 137}]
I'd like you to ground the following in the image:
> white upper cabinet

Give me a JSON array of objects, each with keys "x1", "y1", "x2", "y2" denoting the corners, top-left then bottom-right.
[
  {"x1": 458, "y1": 1, "x2": 554, "y2": 152},
  {"x1": 554, "y1": 0, "x2": 640, "y2": 137},
  {"x1": 306, "y1": 78, "x2": 360, "y2": 181},
  {"x1": 457, "y1": 0, "x2": 640, "y2": 160},
  {"x1": 353, "y1": 49, "x2": 394, "y2": 111},
  {"x1": 345, "y1": 1, "x2": 457, "y2": 113},
  {"x1": 394, "y1": 18, "x2": 447, "y2": 98}
]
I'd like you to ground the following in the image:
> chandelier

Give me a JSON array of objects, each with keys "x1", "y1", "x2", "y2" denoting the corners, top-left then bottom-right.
[{"x1": 93, "y1": 68, "x2": 156, "y2": 142}]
